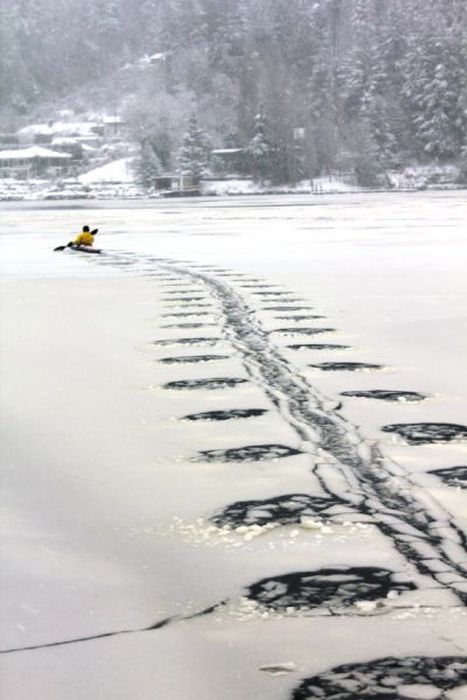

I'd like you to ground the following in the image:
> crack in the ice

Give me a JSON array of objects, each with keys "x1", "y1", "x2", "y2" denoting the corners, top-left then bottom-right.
[
  {"x1": 82, "y1": 252, "x2": 467, "y2": 604},
  {"x1": 163, "y1": 377, "x2": 248, "y2": 390},
  {"x1": 158, "y1": 355, "x2": 230, "y2": 365},
  {"x1": 341, "y1": 390, "x2": 427, "y2": 402},
  {"x1": 270, "y1": 328, "x2": 337, "y2": 336},
  {"x1": 287, "y1": 343, "x2": 350, "y2": 351},
  {"x1": 154, "y1": 260, "x2": 467, "y2": 601},
  {"x1": 160, "y1": 323, "x2": 217, "y2": 329},
  {"x1": 183, "y1": 408, "x2": 268, "y2": 422},
  {"x1": 309, "y1": 362, "x2": 385, "y2": 371}
]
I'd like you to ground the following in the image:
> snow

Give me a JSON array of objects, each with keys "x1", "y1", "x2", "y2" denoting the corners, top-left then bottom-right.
[
  {"x1": 388, "y1": 164, "x2": 460, "y2": 190},
  {"x1": 79, "y1": 157, "x2": 135, "y2": 183},
  {"x1": 1, "y1": 191, "x2": 467, "y2": 699},
  {"x1": 211, "y1": 148, "x2": 245, "y2": 155},
  {"x1": 0, "y1": 146, "x2": 71, "y2": 160},
  {"x1": 18, "y1": 121, "x2": 100, "y2": 138},
  {"x1": 16, "y1": 123, "x2": 54, "y2": 138},
  {"x1": 201, "y1": 177, "x2": 359, "y2": 196},
  {"x1": 102, "y1": 116, "x2": 123, "y2": 125},
  {"x1": 202, "y1": 178, "x2": 263, "y2": 195},
  {"x1": 310, "y1": 176, "x2": 359, "y2": 193}
]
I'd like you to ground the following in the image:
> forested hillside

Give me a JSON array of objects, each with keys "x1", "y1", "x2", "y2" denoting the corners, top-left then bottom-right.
[{"x1": 2, "y1": 0, "x2": 467, "y2": 183}]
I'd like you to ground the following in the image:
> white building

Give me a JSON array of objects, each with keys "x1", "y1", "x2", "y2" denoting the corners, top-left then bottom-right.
[{"x1": 0, "y1": 146, "x2": 72, "y2": 178}]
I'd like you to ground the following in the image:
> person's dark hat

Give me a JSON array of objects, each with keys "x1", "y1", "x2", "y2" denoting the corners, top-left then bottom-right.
[{"x1": 83, "y1": 225, "x2": 90, "y2": 232}]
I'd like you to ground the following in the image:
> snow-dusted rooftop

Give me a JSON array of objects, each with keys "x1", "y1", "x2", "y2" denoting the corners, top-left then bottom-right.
[
  {"x1": 18, "y1": 122, "x2": 99, "y2": 137},
  {"x1": 0, "y1": 146, "x2": 71, "y2": 160},
  {"x1": 212, "y1": 148, "x2": 244, "y2": 155},
  {"x1": 102, "y1": 116, "x2": 124, "y2": 125}
]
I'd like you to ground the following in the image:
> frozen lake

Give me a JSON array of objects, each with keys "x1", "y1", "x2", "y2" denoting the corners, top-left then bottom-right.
[{"x1": 1, "y1": 191, "x2": 467, "y2": 698}]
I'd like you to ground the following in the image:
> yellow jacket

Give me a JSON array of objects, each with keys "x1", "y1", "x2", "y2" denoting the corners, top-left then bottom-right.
[{"x1": 73, "y1": 231, "x2": 94, "y2": 246}]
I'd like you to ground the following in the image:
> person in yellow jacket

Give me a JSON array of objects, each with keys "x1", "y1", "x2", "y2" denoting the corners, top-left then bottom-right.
[
  {"x1": 53, "y1": 226, "x2": 99, "y2": 252},
  {"x1": 70, "y1": 225, "x2": 97, "y2": 248}
]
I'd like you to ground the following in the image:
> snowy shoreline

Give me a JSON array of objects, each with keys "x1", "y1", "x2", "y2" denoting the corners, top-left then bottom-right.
[
  {"x1": 1, "y1": 184, "x2": 465, "y2": 204},
  {"x1": 1, "y1": 160, "x2": 465, "y2": 203}
]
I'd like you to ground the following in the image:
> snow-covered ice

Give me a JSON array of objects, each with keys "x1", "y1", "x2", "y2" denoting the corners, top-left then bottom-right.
[{"x1": 1, "y1": 191, "x2": 466, "y2": 698}]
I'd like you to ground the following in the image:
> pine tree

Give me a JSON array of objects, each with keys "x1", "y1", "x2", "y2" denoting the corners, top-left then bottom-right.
[
  {"x1": 177, "y1": 114, "x2": 209, "y2": 185},
  {"x1": 402, "y1": 1, "x2": 467, "y2": 160},
  {"x1": 136, "y1": 139, "x2": 162, "y2": 188},
  {"x1": 245, "y1": 111, "x2": 273, "y2": 183}
]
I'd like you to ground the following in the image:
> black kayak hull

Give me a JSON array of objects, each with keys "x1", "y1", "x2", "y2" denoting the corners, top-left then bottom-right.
[{"x1": 69, "y1": 245, "x2": 102, "y2": 254}]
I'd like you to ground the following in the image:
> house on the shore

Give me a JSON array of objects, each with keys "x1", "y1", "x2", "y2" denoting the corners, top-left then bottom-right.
[
  {"x1": 152, "y1": 173, "x2": 199, "y2": 195},
  {"x1": 210, "y1": 148, "x2": 246, "y2": 175},
  {"x1": 0, "y1": 146, "x2": 72, "y2": 178},
  {"x1": 101, "y1": 116, "x2": 126, "y2": 137}
]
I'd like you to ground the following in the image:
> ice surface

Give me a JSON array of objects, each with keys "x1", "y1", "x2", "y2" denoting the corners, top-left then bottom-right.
[{"x1": 1, "y1": 191, "x2": 467, "y2": 698}]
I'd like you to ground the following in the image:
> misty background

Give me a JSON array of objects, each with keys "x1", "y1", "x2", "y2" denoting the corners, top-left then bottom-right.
[{"x1": 1, "y1": 0, "x2": 467, "y2": 186}]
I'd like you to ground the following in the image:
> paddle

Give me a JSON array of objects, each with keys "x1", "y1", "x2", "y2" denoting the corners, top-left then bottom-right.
[{"x1": 54, "y1": 229, "x2": 98, "y2": 251}]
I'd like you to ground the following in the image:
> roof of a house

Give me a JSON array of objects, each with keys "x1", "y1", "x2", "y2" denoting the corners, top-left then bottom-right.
[
  {"x1": 102, "y1": 116, "x2": 124, "y2": 125},
  {"x1": 211, "y1": 148, "x2": 244, "y2": 155},
  {"x1": 18, "y1": 122, "x2": 99, "y2": 137},
  {"x1": 0, "y1": 146, "x2": 72, "y2": 160}
]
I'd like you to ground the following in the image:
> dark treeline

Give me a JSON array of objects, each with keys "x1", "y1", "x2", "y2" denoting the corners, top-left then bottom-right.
[{"x1": 2, "y1": 0, "x2": 467, "y2": 183}]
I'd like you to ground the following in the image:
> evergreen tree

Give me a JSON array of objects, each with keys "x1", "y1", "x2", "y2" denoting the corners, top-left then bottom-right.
[
  {"x1": 245, "y1": 111, "x2": 273, "y2": 183},
  {"x1": 177, "y1": 114, "x2": 209, "y2": 185},
  {"x1": 2, "y1": 0, "x2": 467, "y2": 182},
  {"x1": 136, "y1": 139, "x2": 162, "y2": 188},
  {"x1": 402, "y1": 2, "x2": 467, "y2": 160}
]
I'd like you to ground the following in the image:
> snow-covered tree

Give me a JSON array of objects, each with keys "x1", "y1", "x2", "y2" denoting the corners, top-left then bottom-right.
[
  {"x1": 2, "y1": 0, "x2": 467, "y2": 180},
  {"x1": 245, "y1": 111, "x2": 273, "y2": 183},
  {"x1": 136, "y1": 140, "x2": 162, "y2": 188},
  {"x1": 177, "y1": 114, "x2": 209, "y2": 185}
]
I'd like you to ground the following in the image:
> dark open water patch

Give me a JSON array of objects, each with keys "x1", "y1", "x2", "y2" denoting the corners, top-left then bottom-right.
[
  {"x1": 161, "y1": 312, "x2": 211, "y2": 318},
  {"x1": 240, "y1": 284, "x2": 279, "y2": 289},
  {"x1": 271, "y1": 328, "x2": 336, "y2": 336},
  {"x1": 253, "y1": 291, "x2": 296, "y2": 296},
  {"x1": 310, "y1": 362, "x2": 384, "y2": 371},
  {"x1": 341, "y1": 390, "x2": 427, "y2": 402},
  {"x1": 287, "y1": 343, "x2": 350, "y2": 350},
  {"x1": 160, "y1": 323, "x2": 217, "y2": 329},
  {"x1": 198, "y1": 444, "x2": 303, "y2": 462},
  {"x1": 247, "y1": 567, "x2": 415, "y2": 611},
  {"x1": 291, "y1": 656, "x2": 467, "y2": 700},
  {"x1": 216, "y1": 273, "x2": 247, "y2": 278},
  {"x1": 152, "y1": 337, "x2": 221, "y2": 347},
  {"x1": 264, "y1": 306, "x2": 314, "y2": 312},
  {"x1": 382, "y1": 423, "x2": 467, "y2": 445},
  {"x1": 211, "y1": 494, "x2": 341, "y2": 527},
  {"x1": 178, "y1": 303, "x2": 213, "y2": 309},
  {"x1": 275, "y1": 315, "x2": 326, "y2": 321},
  {"x1": 158, "y1": 354, "x2": 230, "y2": 365},
  {"x1": 430, "y1": 466, "x2": 467, "y2": 488},
  {"x1": 184, "y1": 408, "x2": 268, "y2": 422},
  {"x1": 163, "y1": 296, "x2": 207, "y2": 302},
  {"x1": 164, "y1": 377, "x2": 248, "y2": 390},
  {"x1": 151, "y1": 275, "x2": 181, "y2": 280},
  {"x1": 159, "y1": 281, "x2": 194, "y2": 286}
]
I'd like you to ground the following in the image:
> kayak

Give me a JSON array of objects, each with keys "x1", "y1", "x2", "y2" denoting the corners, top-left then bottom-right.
[{"x1": 68, "y1": 244, "x2": 102, "y2": 254}]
